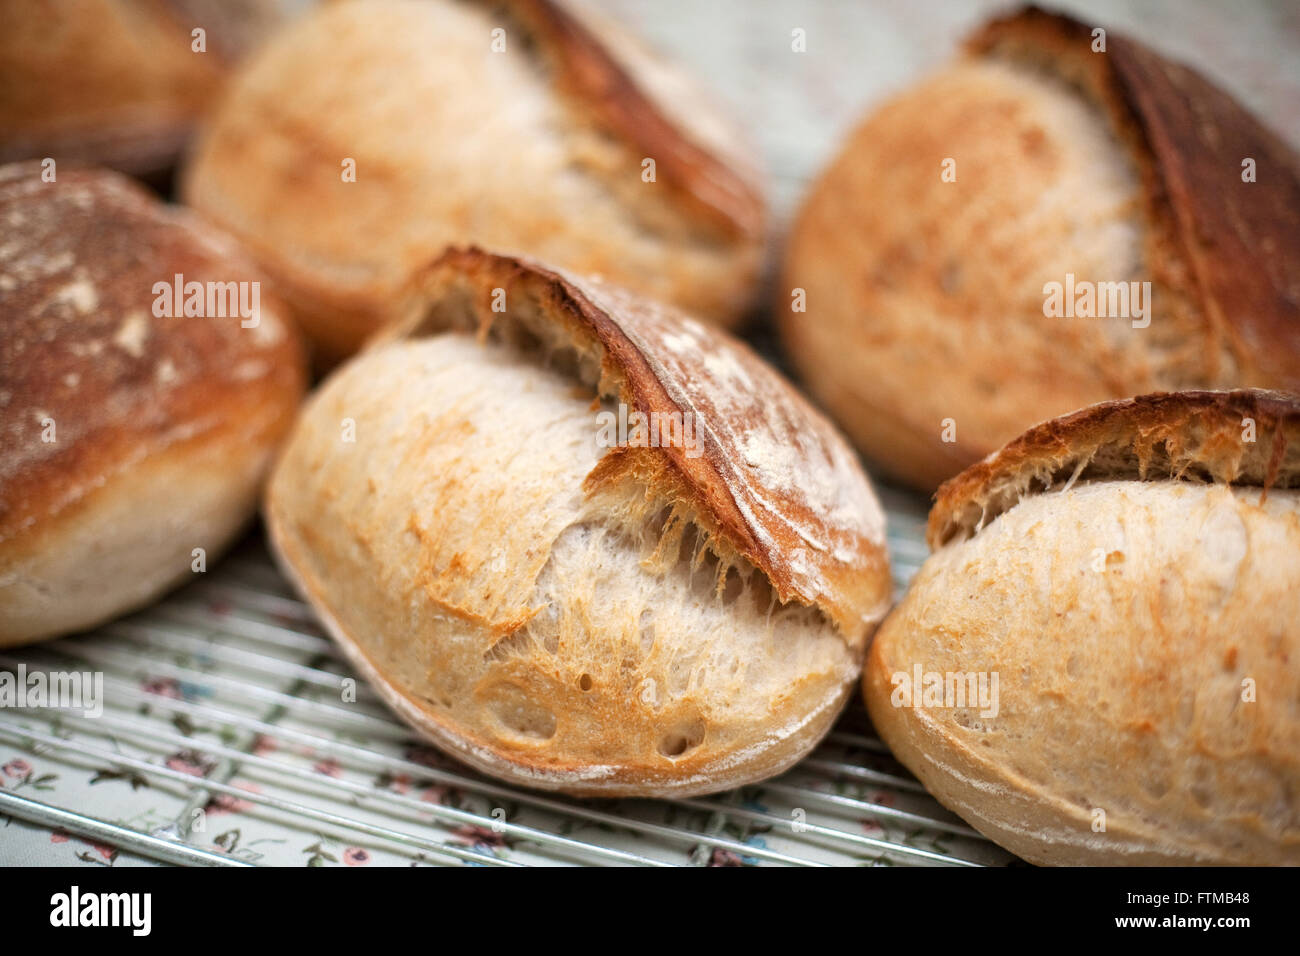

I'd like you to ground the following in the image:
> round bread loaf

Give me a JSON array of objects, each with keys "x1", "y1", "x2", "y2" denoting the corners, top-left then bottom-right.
[
  {"x1": 780, "y1": 7, "x2": 1300, "y2": 490},
  {"x1": 182, "y1": 0, "x2": 766, "y2": 363},
  {"x1": 864, "y1": 390, "x2": 1300, "y2": 865},
  {"x1": 266, "y1": 247, "x2": 890, "y2": 797},
  {"x1": 0, "y1": 162, "x2": 306, "y2": 647},
  {"x1": 0, "y1": 0, "x2": 303, "y2": 176}
]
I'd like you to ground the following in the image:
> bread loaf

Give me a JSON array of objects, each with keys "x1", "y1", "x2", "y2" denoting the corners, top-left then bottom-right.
[
  {"x1": 0, "y1": 162, "x2": 306, "y2": 646},
  {"x1": 864, "y1": 389, "x2": 1300, "y2": 864},
  {"x1": 0, "y1": 0, "x2": 303, "y2": 176},
  {"x1": 266, "y1": 247, "x2": 890, "y2": 796},
  {"x1": 780, "y1": 7, "x2": 1300, "y2": 490},
  {"x1": 183, "y1": 0, "x2": 766, "y2": 363}
]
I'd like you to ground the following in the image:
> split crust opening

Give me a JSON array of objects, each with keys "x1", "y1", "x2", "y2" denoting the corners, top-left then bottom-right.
[
  {"x1": 382, "y1": 253, "x2": 853, "y2": 638},
  {"x1": 930, "y1": 390, "x2": 1300, "y2": 548},
  {"x1": 265, "y1": 249, "x2": 890, "y2": 792}
]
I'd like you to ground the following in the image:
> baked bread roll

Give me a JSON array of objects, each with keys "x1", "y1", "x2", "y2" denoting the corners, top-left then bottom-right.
[
  {"x1": 182, "y1": 0, "x2": 766, "y2": 364},
  {"x1": 864, "y1": 390, "x2": 1300, "y2": 865},
  {"x1": 0, "y1": 162, "x2": 306, "y2": 647},
  {"x1": 780, "y1": 7, "x2": 1300, "y2": 490},
  {"x1": 0, "y1": 0, "x2": 303, "y2": 176},
  {"x1": 266, "y1": 247, "x2": 890, "y2": 796}
]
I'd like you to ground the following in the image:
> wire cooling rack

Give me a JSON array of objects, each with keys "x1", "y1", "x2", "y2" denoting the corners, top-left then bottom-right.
[{"x1": 0, "y1": 484, "x2": 1016, "y2": 867}]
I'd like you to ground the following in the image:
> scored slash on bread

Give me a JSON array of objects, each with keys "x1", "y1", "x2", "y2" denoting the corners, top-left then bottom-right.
[
  {"x1": 865, "y1": 388, "x2": 1300, "y2": 865},
  {"x1": 267, "y1": 247, "x2": 891, "y2": 797},
  {"x1": 505, "y1": 0, "x2": 765, "y2": 240},
  {"x1": 930, "y1": 389, "x2": 1300, "y2": 548},
  {"x1": 779, "y1": 5, "x2": 1300, "y2": 492},
  {"x1": 969, "y1": 7, "x2": 1300, "y2": 394},
  {"x1": 376, "y1": 247, "x2": 892, "y2": 633}
]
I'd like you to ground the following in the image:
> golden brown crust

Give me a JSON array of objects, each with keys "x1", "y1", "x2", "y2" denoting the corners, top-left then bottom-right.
[
  {"x1": 268, "y1": 247, "x2": 886, "y2": 795},
  {"x1": 930, "y1": 388, "x2": 1300, "y2": 548},
  {"x1": 970, "y1": 6, "x2": 1300, "y2": 393},
  {"x1": 867, "y1": 474, "x2": 1300, "y2": 864},
  {"x1": 384, "y1": 247, "x2": 892, "y2": 634},
  {"x1": 0, "y1": 162, "x2": 306, "y2": 545},
  {"x1": 779, "y1": 6, "x2": 1300, "y2": 494},
  {"x1": 869, "y1": 385, "x2": 1300, "y2": 864},
  {"x1": 505, "y1": 0, "x2": 764, "y2": 240}
]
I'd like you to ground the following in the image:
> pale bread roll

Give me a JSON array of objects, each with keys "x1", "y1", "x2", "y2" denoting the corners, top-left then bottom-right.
[
  {"x1": 865, "y1": 390, "x2": 1300, "y2": 865},
  {"x1": 0, "y1": 163, "x2": 306, "y2": 646},
  {"x1": 183, "y1": 0, "x2": 766, "y2": 363},
  {"x1": 780, "y1": 8, "x2": 1300, "y2": 490},
  {"x1": 266, "y1": 248, "x2": 890, "y2": 797}
]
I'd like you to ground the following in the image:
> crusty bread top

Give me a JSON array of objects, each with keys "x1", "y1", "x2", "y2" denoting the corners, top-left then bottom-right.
[
  {"x1": 930, "y1": 389, "x2": 1300, "y2": 548},
  {"x1": 0, "y1": 162, "x2": 305, "y2": 544},
  {"x1": 969, "y1": 6, "x2": 1300, "y2": 393},
  {"x1": 377, "y1": 247, "x2": 890, "y2": 636},
  {"x1": 504, "y1": 0, "x2": 763, "y2": 240}
]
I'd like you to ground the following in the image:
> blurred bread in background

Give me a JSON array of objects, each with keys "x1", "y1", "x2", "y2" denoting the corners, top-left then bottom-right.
[
  {"x1": 0, "y1": 0, "x2": 308, "y2": 177},
  {"x1": 265, "y1": 247, "x2": 887, "y2": 796},
  {"x1": 182, "y1": 0, "x2": 767, "y2": 364},
  {"x1": 864, "y1": 389, "x2": 1300, "y2": 864},
  {"x1": 779, "y1": 7, "x2": 1300, "y2": 491},
  {"x1": 0, "y1": 163, "x2": 306, "y2": 647}
]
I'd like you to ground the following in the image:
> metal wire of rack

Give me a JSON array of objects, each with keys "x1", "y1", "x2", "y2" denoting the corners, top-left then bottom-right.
[
  {"x1": 5, "y1": 0, "x2": 1289, "y2": 873},
  {"x1": 0, "y1": 485, "x2": 1014, "y2": 867}
]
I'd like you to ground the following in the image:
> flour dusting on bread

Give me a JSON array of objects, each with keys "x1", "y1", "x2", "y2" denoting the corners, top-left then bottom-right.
[{"x1": 399, "y1": 248, "x2": 893, "y2": 636}]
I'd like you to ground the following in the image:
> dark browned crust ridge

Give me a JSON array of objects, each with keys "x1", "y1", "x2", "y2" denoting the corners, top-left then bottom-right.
[
  {"x1": 969, "y1": 6, "x2": 1300, "y2": 393},
  {"x1": 499, "y1": 0, "x2": 765, "y2": 241},
  {"x1": 931, "y1": 389, "x2": 1300, "y2": 548},
  {"x1": 376, "y1": 246, "x2": 891, "y2": 636}
]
